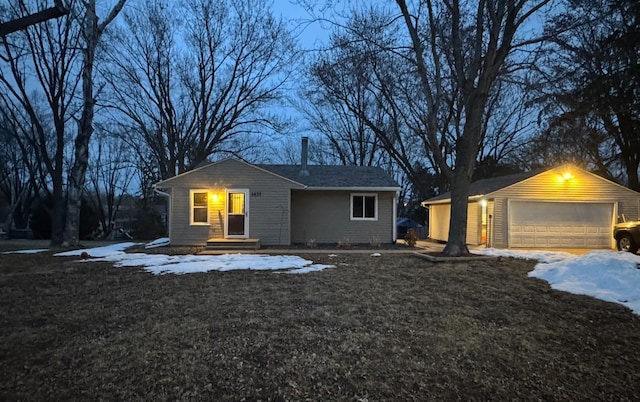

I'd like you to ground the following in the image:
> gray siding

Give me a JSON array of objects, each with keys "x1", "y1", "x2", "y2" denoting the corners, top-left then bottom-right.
[
  {"x1": 488, "y1": 167, "x2": 640, "y2": 248},
  {"x1": 291, "y1": 190, "x2": 395, "y2": 244},
  {"x1": 165, "y1": 159, "x2": 302, "y2": 246}
]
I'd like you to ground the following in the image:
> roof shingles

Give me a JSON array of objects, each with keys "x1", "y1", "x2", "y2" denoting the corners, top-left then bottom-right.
[
  {"x1": 424, "y1": 170, "x2": 542, "y2": 203},
  {"x1": 258, "y1": 164, "x2": 399, "y2": 189}
]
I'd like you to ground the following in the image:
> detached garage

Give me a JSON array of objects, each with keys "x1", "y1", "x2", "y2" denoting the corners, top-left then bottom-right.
[{"x1": 423, "y1": 164, "x2": 640, "y2": 249}]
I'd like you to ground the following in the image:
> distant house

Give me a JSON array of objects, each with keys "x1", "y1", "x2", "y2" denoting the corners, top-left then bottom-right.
[
  {"x1": 154, "y1": 138, "x2": 400, "y2": 248},
  {"x1": 422, "y1": 164, "x2": 640, "y2": 249}
]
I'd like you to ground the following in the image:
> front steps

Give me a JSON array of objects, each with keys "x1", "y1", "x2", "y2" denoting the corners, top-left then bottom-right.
[{"x1": 205, "y1": 238, "x2": 261, "y2": 251}]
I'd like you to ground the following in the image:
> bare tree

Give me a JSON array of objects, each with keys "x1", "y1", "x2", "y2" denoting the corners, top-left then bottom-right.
[
  {"x1": 0, "y1": 119, "x2": 39, "y2": 231},
  {"x1": 85, "y1": 130, "x2": 135, "y2": 239},
  {"x1": 394, "y1": 0, "x2": 553, "y2": 256},
  {"x1": 0, "y1": 0, "x2": 67, "y2": 36},
  {"x1": 530, "y1": 0, "x2": 640, "y2": 190},
  {"x1": 103, "y1": 0, "x2": 296, "y2": 180},
  {"x1": 300, "y1": 10, "x2": 444, "y2": 198},
  {"x1": 0, "y1": 0, "x2": 81, "y2": 246},
  {"x1": 298, "y1": 34, "x2": 391, "y2": 168},
  {"x1": 63, "y1": 0, "x2": 126, "y2": 246}
]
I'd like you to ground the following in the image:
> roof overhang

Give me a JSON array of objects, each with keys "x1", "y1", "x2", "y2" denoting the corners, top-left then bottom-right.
[
  {"x1": 301, "y1": 186, "x2": 401, "y2": 192},
  {"x1": 421, "y1": 194, "x2": 486, "y2": 206},
  {"x1": 154, "y1": 157, "x2": 306, "y2": 188}
]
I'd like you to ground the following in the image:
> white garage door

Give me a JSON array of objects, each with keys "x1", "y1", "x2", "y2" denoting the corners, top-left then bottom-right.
[{"x1": 509, "y1": 201, "x2": 614, "y2": 248}]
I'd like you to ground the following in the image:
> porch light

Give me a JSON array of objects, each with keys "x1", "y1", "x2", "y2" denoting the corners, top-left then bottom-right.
[
  {"x1": 557, "y1": 172, "x2": 575, "y2": 182},
  {"x1": 480, "y1": 199, "x2": 487, "y2": 207},
  {"x1": 211, "y1": 193, "x2": 219, "y2": 203}
]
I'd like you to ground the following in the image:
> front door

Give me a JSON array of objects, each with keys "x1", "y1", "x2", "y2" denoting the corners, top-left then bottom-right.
[{"x1": 225, "y1": 189, "x2": 249, "y2": 238}]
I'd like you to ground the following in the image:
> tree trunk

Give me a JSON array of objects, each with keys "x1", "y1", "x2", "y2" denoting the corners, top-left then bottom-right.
[
  {"x1": 63, "y1": 53, "x2": 94, "y2": 245},
  {"x1": 442, "y1": 168, "x2": 472, "y2": 256},
  {"x1": 50, "y1": 174, "x2": 65, "y2": 246},
  {"x1": 64, "y1": 0, "x2": 125, "y2": 244}
]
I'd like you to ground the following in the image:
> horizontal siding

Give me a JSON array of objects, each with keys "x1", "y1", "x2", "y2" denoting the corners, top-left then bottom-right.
[
  {"x1": 429, "y1": 204, "x2": 450, "y2": 242},
  {"x1": 429, "y1": 202, "x2": 483, "y2": 245},
  {"x1": 489, "y1": 167, "x2": 640, "y2": 248},
  {"x1": 467, "y1": 202, "x2": 479, "y2": 245},
  {"x1": 167, "y1": 159, "x2": 301, "y2": 246},
  {"x1": 291, "y1": 190, "x2": 395, "y2": 244},
  {"x1": 492, "y1": 198, "x2": 507, "y2": 248}
]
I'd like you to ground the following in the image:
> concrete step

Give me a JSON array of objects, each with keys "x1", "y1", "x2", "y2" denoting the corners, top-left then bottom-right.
[{"x1": 206, "y1": 238, "x2": 260, "y2": 250}]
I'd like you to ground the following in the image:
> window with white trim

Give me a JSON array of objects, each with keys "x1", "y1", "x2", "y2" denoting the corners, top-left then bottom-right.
[
  {"x1": 351, "y1": 193, "x2": 377, "y2": 220},
  {"x1": 190, "y1": 190, "x2": 209, "y2": 225}
]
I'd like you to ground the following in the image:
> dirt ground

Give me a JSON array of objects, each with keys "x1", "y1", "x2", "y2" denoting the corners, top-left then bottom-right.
[{"x1": 1, "y1": 249, "x2": 640, "y2": 401}]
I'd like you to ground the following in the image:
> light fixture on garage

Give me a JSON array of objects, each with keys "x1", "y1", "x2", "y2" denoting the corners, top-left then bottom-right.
[{"x1": 557, "y1": 172, "x2": 575, "y2": 182}]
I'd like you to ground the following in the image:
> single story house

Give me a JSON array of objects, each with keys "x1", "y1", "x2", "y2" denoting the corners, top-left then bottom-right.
[
  {"x1": 154, "y1": 139, "x2": 400, "y2": 247},
  {"x1": 422, "y1": 164, "x2": 640, "y2": 249}
]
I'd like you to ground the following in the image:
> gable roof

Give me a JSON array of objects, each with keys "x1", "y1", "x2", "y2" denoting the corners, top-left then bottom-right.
[
  {"x1": 154, "y1": 157, "x2": 399, "y2": 190},
  {"x1": 424, "y1": 170, "x2": 542, "y2": 204},
  {"x1": 258, "y1": 164, "x2": 400, "y2": 190},
  {"x1": 423, "y1": 164, "x2": 640, "y2": 205}
]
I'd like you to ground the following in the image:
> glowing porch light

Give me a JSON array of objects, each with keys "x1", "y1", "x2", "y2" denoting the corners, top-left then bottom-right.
[
  {"x1": 480, "y1": 199, "x2": 488, "y2": 207},
  {"x1": 211, "y1": 193, "x2": 219, "y2": 203},
  {"x1": 557, "y1": 172, "x2": 575, "y2": 182}
]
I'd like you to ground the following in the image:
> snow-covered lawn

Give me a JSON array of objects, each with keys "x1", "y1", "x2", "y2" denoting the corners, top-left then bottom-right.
[
  {"x1": 53, "y1": 242, "x2": 334, "y2": 275},
  {"x1": 477, "y1": 248, "x2": 640, "y2": 314}
]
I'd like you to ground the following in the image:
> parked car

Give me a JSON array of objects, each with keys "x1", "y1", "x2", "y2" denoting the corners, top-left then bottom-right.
[{"x1": 614, "y1": 218, "x2": 640, "y2": 253}]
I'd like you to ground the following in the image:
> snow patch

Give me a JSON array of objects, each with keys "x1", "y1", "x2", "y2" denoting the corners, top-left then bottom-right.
[
  {"x1": 477, "y1": 248, "x2": 640, "y2": 314},
  {"x1": 2, "y1": 249, "x2": 48, "y2": 254}
]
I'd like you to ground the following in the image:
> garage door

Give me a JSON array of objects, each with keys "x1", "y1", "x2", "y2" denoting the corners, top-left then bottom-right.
[{"x1": 509, "y1": 201, "x2": 614, "y2": 248}]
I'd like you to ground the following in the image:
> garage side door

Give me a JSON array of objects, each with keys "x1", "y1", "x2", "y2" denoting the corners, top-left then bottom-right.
[{"x1": 509, "y1": 201, "x2": 613, "y2": 248}]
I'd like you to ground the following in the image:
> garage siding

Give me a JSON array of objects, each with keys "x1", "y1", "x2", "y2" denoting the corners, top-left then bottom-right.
[
  {"x1": 428, "y1": 202, "x2": 484, "y2": 245},
  {"x1": 489, "y1": 167, "x2": 639, "y2": 249},
  {"x1": 429, "y1": 204, "x2": 450, "y2": 242}
]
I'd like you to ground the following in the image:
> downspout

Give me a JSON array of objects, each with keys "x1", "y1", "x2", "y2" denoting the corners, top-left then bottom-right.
[
  {"x1": 393, "y1": 192, "x2": 398, "y2": 243},
  {"x1": 154, "y1": 186, "x2": 171, "y2": 239}
]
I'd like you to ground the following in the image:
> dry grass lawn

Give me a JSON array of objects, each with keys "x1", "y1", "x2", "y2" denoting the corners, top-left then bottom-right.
[{"x1": 1, "y1": 249, "x2": 640, "y2": 401}]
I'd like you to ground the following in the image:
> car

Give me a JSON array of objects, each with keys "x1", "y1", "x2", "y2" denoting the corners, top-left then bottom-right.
[{"x1": 613, "y1": 219, "x2": 640, "y2": 253}]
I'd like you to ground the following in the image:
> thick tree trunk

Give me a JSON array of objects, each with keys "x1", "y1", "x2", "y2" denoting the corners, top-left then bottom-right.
[
  {"x1": 442, "y1": 96, "x2": 486, "y2": 257},
  {"x1": 443, "y1": 172, "x2": 472, "y2": 256}
]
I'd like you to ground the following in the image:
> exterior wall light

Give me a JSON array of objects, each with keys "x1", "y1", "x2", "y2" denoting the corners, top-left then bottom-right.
[
  {"x1": 557, "y1": 172, "x2": 575, "y2": 182},
  {"x1": 480, "y1": 199, "x2": 488, "y2": 207}
]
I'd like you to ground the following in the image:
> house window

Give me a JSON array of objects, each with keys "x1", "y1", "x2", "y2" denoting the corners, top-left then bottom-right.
[
  {"x1": 190, "y1": 190, "x2": 209, "y2": 225},
  {"x1": 351, "y1": 193, "x2": 377, "y2": 220}
]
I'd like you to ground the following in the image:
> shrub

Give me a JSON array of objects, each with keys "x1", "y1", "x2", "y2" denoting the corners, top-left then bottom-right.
[
  {"x1": 404, "y1": 229, "x2": 418, "y2": 247},
  {"x1": 337, "y1": 237, "x2": 351, "y2": 249}
]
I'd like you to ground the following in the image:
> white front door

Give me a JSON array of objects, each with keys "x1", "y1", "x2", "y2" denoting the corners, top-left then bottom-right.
[{"x1": 225, "y1": 189, "x2": 249, "y2": 238}]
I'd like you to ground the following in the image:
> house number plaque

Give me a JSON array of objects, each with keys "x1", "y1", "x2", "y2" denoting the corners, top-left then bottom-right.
[{"x1": 251, "y1": 192, "x2": 262, "y2": 197}]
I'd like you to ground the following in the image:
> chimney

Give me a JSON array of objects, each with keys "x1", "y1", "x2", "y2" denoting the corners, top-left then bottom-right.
[{"x1": 300, "y1": 136, "x2": 309, "y2": 176}]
